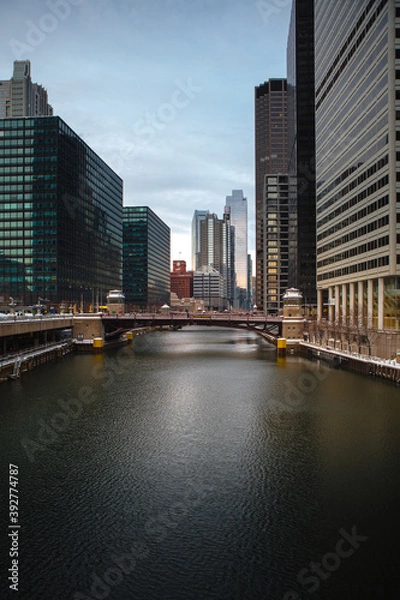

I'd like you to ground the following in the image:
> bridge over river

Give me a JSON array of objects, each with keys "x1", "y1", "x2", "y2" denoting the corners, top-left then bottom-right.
[{"x1": 101, "y1": 312, "x2": 283, "y2": 340}]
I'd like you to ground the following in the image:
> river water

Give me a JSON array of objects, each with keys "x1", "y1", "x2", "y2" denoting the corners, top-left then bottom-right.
[{"x1": 1, "y1": 327, "x2": 399, "y2": 600}]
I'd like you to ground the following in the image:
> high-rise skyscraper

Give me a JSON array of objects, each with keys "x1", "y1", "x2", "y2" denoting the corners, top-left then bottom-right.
[
  {"x1": 191, "y1": 209, "x2": 234, "y2": 308},
  {"x1": 123, "y1": 206, "x2": 170, "y2": 310},
  {"x1": 0, "y1": 117, "x2": 122, "y2": 308},
  {"x1": 191, "y1": 209, "x2": 209, "y2": 271},
  {"x1": 315, "y1": 0, "x2": 400, "y2": 330},
  {"x1": 225, "y1": 190, "x2": 249, "y2": 309},
  {"x1": 0, "y1": 61, "x2": 53, "y2": 118},
  {"x1": 255, "y1": 78, "x2": 288, "y2": 312},
  {"x1": 286, "y1": 0, "x2": 316, "y2": 309},
  {"x1": 262, "y1": 174, "x2": 290, "y2": 313}
]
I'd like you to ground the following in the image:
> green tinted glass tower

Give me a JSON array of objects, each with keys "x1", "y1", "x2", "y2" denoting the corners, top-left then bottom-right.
[
  {"x1": 0, "y1": 117, "x2": 123, "y2": 309},
  {"x1": 123, "y1": 206, "x2": 171, "y2": 310}
]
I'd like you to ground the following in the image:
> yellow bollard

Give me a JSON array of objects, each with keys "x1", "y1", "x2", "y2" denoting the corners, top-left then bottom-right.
[{"x1": 277, "y1": 337, "x2": 287, "y2": 357}]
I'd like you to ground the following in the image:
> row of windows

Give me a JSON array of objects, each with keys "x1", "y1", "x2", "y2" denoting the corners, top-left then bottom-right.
[
  {"x1": 316, "y1": 0, "x2": 380, "y2": 84},
  {"x1": 317, "y1": 192, "x2": 389, "y2": 235},
  {"x1": 0, "y1": 219, "x2": 56, "y2": 228},
  {"x1": 317, "y1": 174, "x2": 389, "y2": 241},
  {"x1": 317, "y1": 151, "x2": 387, "y2": 208},
  {"x1": 318, "y1": 116, "x2": 388, "y2": 200},
  {"x1": 0, "y1": 119, "x2": 50, "y2": 128},
  {"x1": 1, "y1": 157, "x2": 55, "y2": 164},
  {"x1": 0, "y1": 264, "x2": 57, "y2": 273},
  {"x1": 1, "y1": 147, "x2": 56, "y2": 155},
  {"x1": 0, "y1": 208, "x2": 54, "y2": 216},
  {"x1": 0, "y1": 199, "x2": 56, "y2": 207},
  {"x1": 0, "y1": 245, "x2": 56, "y2": 255},
  {"x1": 1, "y1": 166, "x2": 36, "y2": 174},
  {"x1": 317, "y1": 28, "x2": 388, "y2": 139},
  {"x1": 316, "y1": 0, "x2": 388, "y2": 108},
  {"x1": 1, "y1": 183, "x2": 57, "y2": 192},
  {"x1": 318, "y1": 255, "x2": 390, "y2": 281},
  {"x1": 319, "y1": 214, "x2": 389, "y2": 250},
  {"x1": 318, "y1": 235, "x2": 389, "y2": 267},
  {"x1": 317, "y1": 80, "x2": 387, "y2": 177},
  {"x1": 1, "y1": 175, "x2": 56, "y2": 182}
]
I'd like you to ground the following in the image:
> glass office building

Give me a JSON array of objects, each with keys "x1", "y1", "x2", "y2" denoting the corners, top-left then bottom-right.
[
  {"x1": 286, "y1": 0, "x2": 317, "y2": 307},
  {"x1": 255, "y1": 79, "x2": 288, "y2": 312},
  {"x1": 225, "y1": 189, "x2": 249, "y2": 309},
  {"x1": 315, "y1": 0, "x2": 400, "y2": 329},
  {"x1": 0, "y1": 116, "x2": 123, "y2": 309},
  {"x1": 123, "y1": 206, "x2": 170, "y2": 310}
]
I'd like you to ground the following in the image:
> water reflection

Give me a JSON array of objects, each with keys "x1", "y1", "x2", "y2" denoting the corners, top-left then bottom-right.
[{"x1": 0, "y1": 327, "x2": 399, "y2": 599}]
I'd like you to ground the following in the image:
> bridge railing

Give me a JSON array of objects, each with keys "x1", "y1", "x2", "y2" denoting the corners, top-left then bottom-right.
[{"x1": 101, "y1": 312, "x2": 282, "y2": 323}]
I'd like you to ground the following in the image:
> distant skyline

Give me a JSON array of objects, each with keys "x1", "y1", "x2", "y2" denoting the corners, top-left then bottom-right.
[{"x1": 0, "y1": 0, "x2": 292, "y2": 265}]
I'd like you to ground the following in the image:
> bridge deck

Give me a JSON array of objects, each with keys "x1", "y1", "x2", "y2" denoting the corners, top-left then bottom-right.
[{"x1": 102, "y1": 313, "x2": 283, "y2": 337}]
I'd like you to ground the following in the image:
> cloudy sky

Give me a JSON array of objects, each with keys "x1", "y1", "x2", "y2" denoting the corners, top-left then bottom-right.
[{"x1": 0, "y1": 0, "x2": 292, "y2": 266}]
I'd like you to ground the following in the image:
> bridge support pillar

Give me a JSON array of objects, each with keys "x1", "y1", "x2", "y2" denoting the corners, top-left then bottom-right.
[
  {"x1": 277, "y1": 338, "x2": 287, "y2": 357},
  {"x1": 73, "y1": 315, "x2": 105, "y2": 350}
]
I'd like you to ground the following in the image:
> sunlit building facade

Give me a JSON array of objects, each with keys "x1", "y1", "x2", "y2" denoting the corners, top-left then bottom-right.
[
  {"x1": 315, "y1": 0, "x2": 400, "y2": 329},
  {"x1": 225, "y1": 189, "x2": 249, "y2": 309}
]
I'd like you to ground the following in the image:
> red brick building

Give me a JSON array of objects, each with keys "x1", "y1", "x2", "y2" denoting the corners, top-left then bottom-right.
[{"x1": 170, "y1": 260, "x2": 193, "y2": 299}]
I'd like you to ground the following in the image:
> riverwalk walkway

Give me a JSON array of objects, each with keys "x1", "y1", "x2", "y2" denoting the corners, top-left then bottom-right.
[{"x1": 300, "y1": 340, "x2": 400, "y2": 383}]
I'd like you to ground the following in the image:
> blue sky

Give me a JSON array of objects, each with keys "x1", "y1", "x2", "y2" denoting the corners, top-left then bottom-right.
[{"x1": 0, "y1": 0, "x2": 292, "y2": 266}]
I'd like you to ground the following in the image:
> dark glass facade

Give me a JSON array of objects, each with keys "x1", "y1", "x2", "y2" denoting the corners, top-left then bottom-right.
[
  {"x1": 123, "y1": 206, "x2": 170, "y2": 310},
  {"x1": 225, "y1": 190, "x2": 249, "y2": 310},
  {"x1": 0, "y1": 117, "x2": 123, "y2": 308},
  {"x1": 287, "y1": 0, "x2": 317, "y2": 307},
  {"x1": 255, "y1": 79, "x2": 288, "y2": 311}
]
